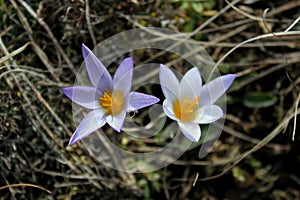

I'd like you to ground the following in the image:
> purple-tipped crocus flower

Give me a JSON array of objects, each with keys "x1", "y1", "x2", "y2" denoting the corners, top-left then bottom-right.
[
  {"x1": 62, "y1": 44, "x2": 159, "y2": 145},
  {"x1": 159, "y1": 64, "x2": 235, "y2": 142}
]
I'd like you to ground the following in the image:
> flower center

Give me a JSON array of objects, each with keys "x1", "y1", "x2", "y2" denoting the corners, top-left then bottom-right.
[
  {"x1": 99, "y1": 90, "x2": 125, "y2": 116},
  {"x1": 173, "y1": 96, "x2": 200, "y2": 122}
]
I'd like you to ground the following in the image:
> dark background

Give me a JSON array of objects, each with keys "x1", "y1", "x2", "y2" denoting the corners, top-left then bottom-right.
[{"x1": 0, "y1": 0, "x2": 299, "y2": 199}]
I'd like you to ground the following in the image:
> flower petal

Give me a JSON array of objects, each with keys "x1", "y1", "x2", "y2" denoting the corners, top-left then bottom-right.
[
  {"x1": 179, "y1": 67, "x2": 202, "y2": 100},
  {"x1": 68, "y1": 109, "x2": 106, "y2": 145},
  {"x1": 159, "y1": 64, "x2": 179, "y2": 103},
  {"x1": 162, "y1": 100, "x2": 178, "y2": 121},
  {"x1": 127, "y1": 92, "x2": 160, "y2": 111},
  {"x1": 113, "y1": 57, "x2": 134, "y2": 95},
  {"x1": 82, "y1": 44, "x2": 113, "y2": 92},
  {"x1": 178, "y1": 122, "x2": 201, "y2": 142},
  {"x1": 61, "y1": 86, "x2": 102, "y2": 109},
  {"x1": 193, "y1": 105, "x2": 223, "y2": 124},
  {"x1": 200, "y1": 74, "x2": 235, "y2": 106},
  {"x1": 106, "y1": 111, "x2": 126, "y2": 132}
]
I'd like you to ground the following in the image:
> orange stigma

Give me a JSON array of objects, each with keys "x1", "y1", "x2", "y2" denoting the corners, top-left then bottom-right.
[
  {"x1": 173, "y1": 96, "x2": 200, "y2": 122},
  {"x1": 99, "y1": 90, "x2": 125, "y2": 116}
]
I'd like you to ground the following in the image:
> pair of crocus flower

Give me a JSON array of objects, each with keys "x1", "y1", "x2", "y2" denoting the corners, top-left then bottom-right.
[{"x1": 62, "y1": 44, "x2": 235, "y2": 146}]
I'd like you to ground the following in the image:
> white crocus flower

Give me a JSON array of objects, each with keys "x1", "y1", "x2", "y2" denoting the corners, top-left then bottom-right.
[{"x1": 159, "y1": 64, "x2": 235, "y2": 142}]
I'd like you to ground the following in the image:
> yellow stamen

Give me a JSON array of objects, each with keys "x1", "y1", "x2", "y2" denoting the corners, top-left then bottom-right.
[
  {"x1": 99, "y1": 90, "x2": 125, "y2": 116},
  {"x1": 173, "y1": 96, "x2": 200, "y2": 122}
]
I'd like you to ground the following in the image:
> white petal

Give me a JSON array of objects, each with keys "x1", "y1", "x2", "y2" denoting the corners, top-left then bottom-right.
[
  {"x1": 162, "y1": 99, "x2": 178, "y2": 121},
  {"x1": 200, "y1": 74, "x2": 235, "y2": 106},
  {"x1": 106, "y1": 111, "x2": 126, "y2": 132},
  {"x1": 68, "y1": 109, "x2": 106, "y2": 145},
  {"x1": 159, "y1": 64, "x2": 179, "y2": 103},
  {"x1": 193, "y1": 105, "x2": 223, "y2": 124},
  {"x1": 61, "y1": 86, "x2": 101, "y2": 109},
  {"x1": 178, "y1": 122, "x2": 201, "y2": 142},
  {"x1": 179, "y1": 67, "x2": 202, "y2": 100},
  {"x1": 113, "y1": 57, "x2": 133, "y2": 95}
]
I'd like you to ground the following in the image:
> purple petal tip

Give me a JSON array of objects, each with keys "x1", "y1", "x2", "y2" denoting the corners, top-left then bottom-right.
[
  {"x1": 82, "y1": 43, "x2": 91, "y2": 59},
  {"x1": 224, "y1": 74, "x2": 236, "y2": 86},
  {"x1": 68, "y1": 133, "x2": 79, "y2": 146},
  {"x1": 61, "y1": 87, "x2": 72, "y2": 98},
  {"x1": 228, "y1": 74, "x2": 236, "y2": 79},
  {"x1": 153, "y1": 96, "x2": 160, "y2": 103},
  {"x1": 68, "y1": 140, "x2": 74, "y2": 146},
  {"x1": 126, "y1": 56, "x2": 133, "y2": 60},
  {"x1": 61, "y1": 87, "x2": 67, "y2": 93},
  {"x1": 122, "y1": 57, "x2": 134, "y2": 66},
  {"x1": 114, "y1": 127, "x2": 122, "y2": 132}
]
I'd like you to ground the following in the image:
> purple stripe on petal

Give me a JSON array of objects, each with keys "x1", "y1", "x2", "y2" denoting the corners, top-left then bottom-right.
[
  {"x1": 106, "y1": 111, "x2": 126, "y2": 132},
  {"x1": 82, "y1": 44, "x2": 113, "y2": 92},
  {"x1": 127, "y1": 92, "x2": 159, "y2": 111},
  {"x1": 162, "y1": 99, "x2": 178, "y2": 121},
  {"x1": 178, "y1": 122, "x2": 201, "y2": 142},
  {"x1": 200, "y1": 74, "x2": 235, "y2": 106},
  {"x1": 68, "y1": 109, "x2": 106, "y2": 145},
  {"x1": 61, "y1": 86, "x2": 102, "y2": 109}
]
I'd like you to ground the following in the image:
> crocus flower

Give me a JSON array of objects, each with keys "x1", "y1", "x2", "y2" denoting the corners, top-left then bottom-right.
[
  {"x1": 62, "y1": 44, "x2": 159, "y2": 145},
  {"x1": 159, "y1": 64, "x2": 235, "y2": 142}
]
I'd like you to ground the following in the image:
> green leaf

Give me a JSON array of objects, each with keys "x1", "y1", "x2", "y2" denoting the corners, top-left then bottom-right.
[
  {"x1": 182, "y1": 18, "x2": 196, "y2": 32},
  {"x1": 219, "y1": 64, "x2": 231, "y2": 73},
  {"x1": 243, "y1": 92, "x2": 277, "y2": 108},
  {"x1": 203, "y1": 0, "x2": 215, "y2": 10},
  {"x1": 247, "y1": 157, "x2": 261, "y2": 168},
  {"x1": 179, "y1": 2, "x2": 190, "y2": 11},
  {"x1": 191, "y1": 2, "x2": 203, "y2": 14},
  {"x1": 138, "y1": 179, "x2": 151, "y2": 199},
  {"x1": 232, "y1": 167, "x2": 246, "y2": 183}
]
